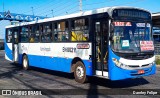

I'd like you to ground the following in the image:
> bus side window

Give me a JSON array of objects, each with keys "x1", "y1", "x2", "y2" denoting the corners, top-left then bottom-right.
[
  {"x1": 40, "y1": 24, "x2": 52, "y2": 43},
  {"x1": 65, "y1": 21, "x2": 69, "y2": 41},
  {"x1": 57, "y1": 21, "x2": 69, "y2": 41},
  {"x1": 13, "y1": 29, "x2": 19, "y2": 44},
  {"x1": 30, "y1": 35, "x2": 35, "y2": 43},
  {"x1": 49, "y1": 23, "x2": 53, "y2": 41},
  {"x1": 29, "y1": 26, "x2": 35, "y2": 43},
  {"x1": 54, "y1": 23, "x2": 58, "y2": 41},
  {"x1": 42, "y1": 24, "x2": 47, "y2": 42},
  {"x1": 71, "y1": 18, "x2": 89, "y2": 41},
  {"x1": 20, "y1": 27, "x2": 29, "y2": 42},
  {"x1": 6, "y1": 29, "x2": 12, "y2": 43},
  {"x1": 34, "y1": 25, "x2": 40, "y2": 42},
  {"x1": 43, "y1": 23, "x2": 52, "y2": 42}
]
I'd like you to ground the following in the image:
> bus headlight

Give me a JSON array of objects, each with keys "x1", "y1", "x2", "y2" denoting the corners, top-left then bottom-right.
[
  {"x1": 149, "y1": 61, "x2": 155, "y2": 66},
  {"x1": 112, "y1": 58, "x2": 128, "y2": 69}
]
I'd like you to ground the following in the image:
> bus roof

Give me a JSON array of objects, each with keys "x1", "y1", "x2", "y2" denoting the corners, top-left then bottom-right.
[{"x1": 5, "y1": 6, "x2": 150, "y2": 29}]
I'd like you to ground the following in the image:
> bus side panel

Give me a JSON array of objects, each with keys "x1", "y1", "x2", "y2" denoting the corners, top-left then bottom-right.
[
  {"x1": 5, "y1": 43, "x2": 13, "y2": 61},
  {"x1": 63, "y1": 43, "x2": 93, "y2": 75},
  {"x1": 83, "y1": 60, "x2": 93, "y2": 76},
  {"x1": 28, "y1": 55, "x2": 47, "y2": 68},
  {"x1": 44, "y1": 57, "x2": 92, "y2": 74},
  {"x1": 19, "y1": 43, "x2": 93, "y2": 75},
  {"x1": 20, "y1": 54, "x2": 93, "y2": 75},
  {"x1": 18, "y1": 53, "x2": 23, "y2": 64},
  {"x1": 108, "y1": 47, "x2": 156, "y2": 80},
  {"x1": 18, "y1": 43, "x2": 29, "y2": 64},
  {"x1": 27, "y1": 43, "x2": 45, "y2": 68}
]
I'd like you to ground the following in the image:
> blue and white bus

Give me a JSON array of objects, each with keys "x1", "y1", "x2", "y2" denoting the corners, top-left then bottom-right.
[{"x1": 5, "y1": 7, "x2": 156, "y2": 83}]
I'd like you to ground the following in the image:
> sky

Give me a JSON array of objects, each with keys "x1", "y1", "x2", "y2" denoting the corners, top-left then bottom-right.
[{"x1": 0, "y1": 0, "x2": 160, "y2": 39}]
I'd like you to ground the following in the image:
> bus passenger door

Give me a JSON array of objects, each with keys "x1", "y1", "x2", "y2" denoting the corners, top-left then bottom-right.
[
  {"x1": 12, "y1": 28, "x2": 19, "y2": 62},
  {"x1": 94, "y1": 20, "x2": 108, "y2": 77}
]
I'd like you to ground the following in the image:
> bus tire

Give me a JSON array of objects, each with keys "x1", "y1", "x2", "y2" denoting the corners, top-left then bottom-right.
[
  {"x1": 22, "y1": 55, "x2": 29, "y2": 70},
  {"x1": 74, "y1": 61, "x2": 87, "y2": 83}
]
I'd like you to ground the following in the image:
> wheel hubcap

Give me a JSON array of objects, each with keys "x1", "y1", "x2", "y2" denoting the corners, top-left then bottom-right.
[
  {"x1": 76, "y1": 66, "x2": 84, "y2": 79},
  {"x1": 23, "y1": 58, "x2": 27, "y2": 68}
]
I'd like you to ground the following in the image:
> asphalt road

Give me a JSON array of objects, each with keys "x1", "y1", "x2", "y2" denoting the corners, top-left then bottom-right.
[{"x1": 0, "y1": 50, "x2": 160, "y2": 98}]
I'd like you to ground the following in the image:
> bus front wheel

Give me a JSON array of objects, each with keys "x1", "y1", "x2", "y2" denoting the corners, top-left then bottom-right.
[
  {"x1": 74, "y1": 61, "x2": 87, "y2": 83},
  {"x1": 22, "y1": 55, "x2": 29, "y2": 70}
]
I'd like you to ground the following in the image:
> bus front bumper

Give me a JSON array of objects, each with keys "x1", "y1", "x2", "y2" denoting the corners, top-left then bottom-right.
[{"x1": 109, "y1": 64, "x2": 156, "y2": 80}]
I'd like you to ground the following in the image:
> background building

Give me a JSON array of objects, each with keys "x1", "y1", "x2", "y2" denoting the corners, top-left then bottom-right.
[{"x1": 152, "y1": 12, "x2": 160, "y2": 55}]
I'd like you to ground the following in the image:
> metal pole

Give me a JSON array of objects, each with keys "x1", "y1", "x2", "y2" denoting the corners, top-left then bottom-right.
[
  {"x1": 79, "y1": 0, "x2": 82, "y2": 12},
  {"x1": 31, "y1": 7, "x2": 34, "y2": 17},
  {"x1": 3, "y1": 1, "x2": 4, "y2": 19},
  {"x1": 51, "y1": 9, "x2": 54, "y2": 17}
]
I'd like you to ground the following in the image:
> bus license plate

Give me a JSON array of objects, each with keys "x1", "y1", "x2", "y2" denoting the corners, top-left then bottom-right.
[{"x1": 138, "y1": 70, "x2": 144, "y2": 74}]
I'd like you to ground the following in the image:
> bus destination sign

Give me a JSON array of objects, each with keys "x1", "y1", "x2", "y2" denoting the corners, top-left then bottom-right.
[{"x1": 112, "y1": 9, "x2": 151, "y2": 19}]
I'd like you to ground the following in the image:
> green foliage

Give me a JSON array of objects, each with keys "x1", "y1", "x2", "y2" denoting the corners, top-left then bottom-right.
[{"x1": 156, "y1": 56, "x2": 160, "y2": 65}]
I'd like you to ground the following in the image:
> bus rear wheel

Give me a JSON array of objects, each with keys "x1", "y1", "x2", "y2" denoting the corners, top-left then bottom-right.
[
  {"x1": 74, "y1": 61, "x2": 87, "y2": 83},
  {"x1": 22, "y1": 55, "x2": 29, "y2": 70}
]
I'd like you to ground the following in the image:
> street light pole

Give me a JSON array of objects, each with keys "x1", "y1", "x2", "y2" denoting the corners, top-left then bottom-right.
[
  {"x1": 79, "y1": 0, "x2": 82, "y2": 12},
  {"x1": 3, "y1": 1, "x2": 4, "y2": 19},
  {"x1": 51, "y1": 9, "x2": 54, "y2": 17},
  {"x1": 31, "y1": 7, "x2": 34, "y2": 17}
]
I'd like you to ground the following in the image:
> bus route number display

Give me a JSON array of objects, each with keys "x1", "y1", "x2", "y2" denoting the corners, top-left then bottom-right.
[{"x1": 114, "y1": 22, "x2": 131, "y2": 26}]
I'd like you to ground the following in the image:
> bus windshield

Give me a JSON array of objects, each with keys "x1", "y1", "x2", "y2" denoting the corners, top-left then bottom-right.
[{"x1": 111, "y1": 21, "x2": 154, "y2": 53}]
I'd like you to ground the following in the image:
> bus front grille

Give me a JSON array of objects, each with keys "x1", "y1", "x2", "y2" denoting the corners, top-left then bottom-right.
[
  {"x1": 128, "y1": 64, "x2": 150, "y2": 68},
  {"x1": 128, "y1": 65, "x2": 139, "y2": 68}
]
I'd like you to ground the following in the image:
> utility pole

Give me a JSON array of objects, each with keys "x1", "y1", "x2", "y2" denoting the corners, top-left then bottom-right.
[
  {"x1": 51, "y1": 9, "x2": 54, "y2": 17},
  {"x1": 3, "y1": 1, "x2": 4, "y2": 19},
  {"x1": 79, "y1": 0, "x2": 82, "y2": 12},
  {"x1": 31, "y1": 7, "x2": 34, "y2": 17},
  {"x1": 3, "y1": 2, "x2": 4, "y2": 12}
]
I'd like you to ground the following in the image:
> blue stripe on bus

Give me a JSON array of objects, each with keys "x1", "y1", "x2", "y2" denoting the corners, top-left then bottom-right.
[
  {"x1": 18, "y1": 54, "x2": 23, "y2": 64},
  {"x1": 21, "y1": 54, "x2": 93, "y2": 76},
  {"x1": 5, "y1": 43, "x2": 13, "y2": 61},
  {"x1": 108, "y1": 47, "x2": 156, "y2": 80}
]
